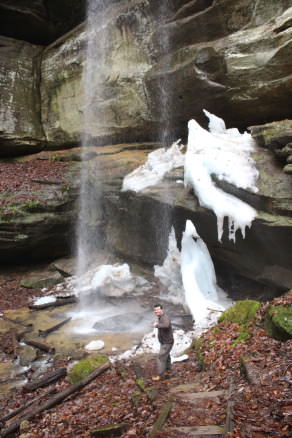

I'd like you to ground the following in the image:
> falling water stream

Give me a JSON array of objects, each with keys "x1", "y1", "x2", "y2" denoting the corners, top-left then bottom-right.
[{"x1": 76, "y1": 0, "x2": 108, "y2": 283}]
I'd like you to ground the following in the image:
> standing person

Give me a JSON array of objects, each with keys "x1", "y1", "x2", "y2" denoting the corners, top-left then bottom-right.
[{"x1": 152, "y1": 304, "x2": 174, "y2": 381}]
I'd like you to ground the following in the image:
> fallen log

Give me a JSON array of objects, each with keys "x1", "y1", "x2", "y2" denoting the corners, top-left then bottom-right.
[
  {"x1": 29, "y1": 296, "x2": 78, "y2": 310},
  {"x1": 148, "y1": 400, "x2": 173, "y2": 438},
  {"x1": 16, "y1": 326, "x2": 34, "y2": 341},
  {"x1": 23, "y1": 368, "x2": 67, "y2": 392},
  {"x1": 0, "y1": 387, "x2": 57, "y2": 423},
  {"x1": 23, "y1": 338, "x2": 55, "y2": 354},
  {"x1": 0, "y1": 362, "x2": 111, "y2": 437},
  {"x1": 38, "y1": 317, "x2": 72, "y2": 337},
  {"x1": 30, "y1": 179, "x2": 63, "y2": 185},
  {"x1": 90, "y1": 422, "x2": 130, "y2": 437}
]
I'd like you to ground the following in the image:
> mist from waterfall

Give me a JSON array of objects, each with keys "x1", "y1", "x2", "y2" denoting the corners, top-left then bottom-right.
[{"x1": 75, "y1": 0, "x2": 107, "y2": 288}]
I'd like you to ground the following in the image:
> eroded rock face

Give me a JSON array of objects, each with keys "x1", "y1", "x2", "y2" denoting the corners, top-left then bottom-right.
[
  {"x1": 1, "y1": 0, "x2": 291, "y2": 152},
  {"x1": 0, "y1": 37, "x2": 45, "y2": 156},
  {"x1": 40, "y1": 1, "x2": 156, "y2": 148},
  {"x1": 40, "y1": 0, "x2": 292, "y2": 147},
  {"x1": 249, "y1": 120, "x2": 292, "y2": 174}
]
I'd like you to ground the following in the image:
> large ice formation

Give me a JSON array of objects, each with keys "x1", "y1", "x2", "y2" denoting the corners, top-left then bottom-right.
[{"x1": 185, "y1": 110, "x2": 258, "y2": 242}]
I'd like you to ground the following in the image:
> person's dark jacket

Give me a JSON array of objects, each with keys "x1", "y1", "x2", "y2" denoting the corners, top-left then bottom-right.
[{"x1": 157, "y1": 313, "x2": 174, "y2": 344}]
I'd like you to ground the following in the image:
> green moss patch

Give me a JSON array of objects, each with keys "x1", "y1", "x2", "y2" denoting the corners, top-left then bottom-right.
[
  {"x1": 232, "y1": 325, "x2": 251, "y2": 346},
  {"x1": 265, "y1": 305, "x2": 292, "y2": 341},
  {"x1": 188, "y1": 337, "x2": 205, "y2": 371},
  {"x1": 218, "y1": 300, "x2": 261, "y2": 324},
  {"x1": 68, "y1": 354, "x2": 108, "y2": 384}
]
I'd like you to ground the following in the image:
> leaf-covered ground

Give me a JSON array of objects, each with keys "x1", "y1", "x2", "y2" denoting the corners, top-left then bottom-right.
[
  {"x1": 0, "y1": 287, "x2": 291, "y2": 438},
  {"x1": 0, "y1": 158, "x2": 73, "y2": 208}
]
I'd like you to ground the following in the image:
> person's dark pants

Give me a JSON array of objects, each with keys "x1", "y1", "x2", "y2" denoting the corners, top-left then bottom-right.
[{"x1": 157, "y1": 342, "x2": 173, "y2": 376}]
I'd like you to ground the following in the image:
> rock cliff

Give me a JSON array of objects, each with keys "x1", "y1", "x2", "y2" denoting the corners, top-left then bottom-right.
[{"x1": 0, "y1": 0, "x2": 291, "y2": 152}]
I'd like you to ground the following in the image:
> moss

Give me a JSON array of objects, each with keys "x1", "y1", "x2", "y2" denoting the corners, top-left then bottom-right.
[
  {"x1": 265, "y1": 305, "x2": 292, "y2": 341},
  {"x1": 189, "y1": 337, "x2": 205, "y2": 371},
  {"x1": 135, "y1": 377, "x2": 145, "y2": 392},
  {"x1": 21, "y1": 200, "x2": 44, "y2": 212},
  {"x1": 232, "y1": 325, "x2": 251, "y2": 345},
  {"x1": 68, "y1": 354, "x2": 108, "y2": 384},
  {"x1": 218, "y1": 300, "x2": 261, "y2": 324}
]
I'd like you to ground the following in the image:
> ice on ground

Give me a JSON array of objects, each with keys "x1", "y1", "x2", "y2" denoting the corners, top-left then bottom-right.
[
  {"x1": 122, "y1": 140, "x2": 184, "y2": 192},
  {"x1": 85, "y1": 340, "x2": 105, "y2": 351},
  {"x1": 75, "y1": 263, "x2": 150, "y2": 298},
  {"x1": 110, "y1": 328, "x2": 195, "y2": 363},
  {"x1": 33, "y1": 296, "x2": 56, "y2": 305},
  {"x1": 185, "y1": 111, "x2": 258, "y2": 242}
]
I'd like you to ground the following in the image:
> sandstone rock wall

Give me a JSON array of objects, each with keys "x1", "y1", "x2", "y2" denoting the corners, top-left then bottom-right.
[
  {"x1": 0, "y1": 37, "x2": 45, "y2": 156},
  {"x1": 0, "y1": 0, "x2": 291, "y2": 153}
]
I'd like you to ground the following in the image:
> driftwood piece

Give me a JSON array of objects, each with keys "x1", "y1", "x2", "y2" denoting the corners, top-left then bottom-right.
[
  {"x1": 30, "y1": 179, "x2": 63, "y2": 185},
  {"x1": 0, "y1": 362, "x2": 110, "y2": 437},
  {"x1": 0, "y1": 387, "x2": 57, "y2": 423},
  {"x1": 90, "y1": 422, "x2": 130, "y2": 437},
  {"x1": 148, "y1": 400, "x2": 173, "y2": 438},
  {"x1": 29, "y1": 296, "x2": 78, "y2": 310},
  {"x1": 23, "y1": 368, "x2": 67, "y2": 392},
  {"x1": 23, "y1": 338, "x2": 55, "y2": 354},
  {"x1": 38, "y1": 317, "x2": 71, "y2": 337}
]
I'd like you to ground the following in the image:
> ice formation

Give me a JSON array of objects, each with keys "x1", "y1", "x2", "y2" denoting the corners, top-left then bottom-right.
[
  {"x1": 180, "y1": 220, "x2": 229, "y2": 326},
  {"x1": 122, "y1": 140, "x2": 184, "y2": 192},
  {"x1": 154, "y1": 221, "x2": 231, "y2": 326},
  {"x1": 185, "y1": 111, "x2": 258, "y2": 242},
  {"x1": 77, "y1": 263, "x2": 150, "y2": 298},
  {"x1": 33, "y1": 296, "x2": 56, "y2": 305},
  {"x1": 154, "y1": 227, "x2": 185, "y2": 306}
]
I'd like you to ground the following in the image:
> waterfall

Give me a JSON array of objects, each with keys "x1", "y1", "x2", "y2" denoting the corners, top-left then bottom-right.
[{"x1": 75, "y1": 0, "x2": 108, "y2": 288}]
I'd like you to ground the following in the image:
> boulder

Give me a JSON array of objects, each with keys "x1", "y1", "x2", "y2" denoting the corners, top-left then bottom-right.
[
  {"x1": 265, "y1": 303, "x2": 292, "y2": 341},
  {"x1": 20, "y1": 271, "x2": 64, "y2": 289}
]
